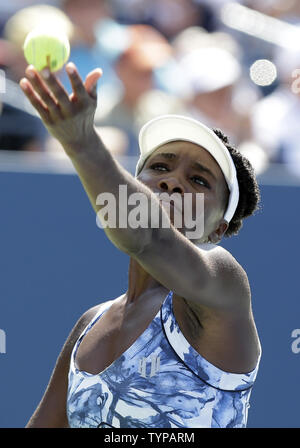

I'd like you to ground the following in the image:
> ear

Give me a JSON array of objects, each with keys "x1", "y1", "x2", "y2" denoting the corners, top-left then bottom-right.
[{"x1": 208, "y1": 220, "x2": 229, "y2": 243}]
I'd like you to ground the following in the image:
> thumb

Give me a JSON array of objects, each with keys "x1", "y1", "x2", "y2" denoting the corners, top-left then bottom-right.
[{"x1": 85, "y1": 68, "x2": 103, "y2": 99}]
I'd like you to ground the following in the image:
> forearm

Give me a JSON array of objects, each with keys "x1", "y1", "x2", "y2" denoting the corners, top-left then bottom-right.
[
  {"x1": 19, "y1": 63, "x2": 169, "y2": 254},
  {"x1": 64, "y1": 128, "x2": 167, "y2": 255}
]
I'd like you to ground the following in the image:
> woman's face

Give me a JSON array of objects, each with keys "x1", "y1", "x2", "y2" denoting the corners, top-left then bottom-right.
[{"x1": 136, "y1": 140, "x2": 230, "y2": 244}]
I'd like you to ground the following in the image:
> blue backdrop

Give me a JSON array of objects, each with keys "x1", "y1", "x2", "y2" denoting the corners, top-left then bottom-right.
[{"x1": 0, "y1": 169, "x2": 299, "y2": 428}]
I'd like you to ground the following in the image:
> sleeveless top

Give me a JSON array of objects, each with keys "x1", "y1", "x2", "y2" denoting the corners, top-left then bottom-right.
[{"x1": 67, "y1": 290, "x2": 260, "y2": 428}]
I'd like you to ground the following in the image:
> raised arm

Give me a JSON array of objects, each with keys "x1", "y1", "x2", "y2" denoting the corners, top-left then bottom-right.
[
  {"x1": 20, "y1": 63, "x2": 250, "y2": 314},
  {"x1": 20, "y1": 63, "x2": 157, "y2": 255}
]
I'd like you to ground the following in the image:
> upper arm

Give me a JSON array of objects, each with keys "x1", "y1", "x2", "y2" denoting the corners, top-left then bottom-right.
[
  {"x1": 26, "y1": 305, "x2": 100, "y2": 428},
  {"x1": 132, "y1": 227, "x2": 251, "y2": 312}
]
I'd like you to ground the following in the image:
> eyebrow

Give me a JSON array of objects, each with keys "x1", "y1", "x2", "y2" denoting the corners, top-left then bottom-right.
[{"x1": 151, "y1": 152, "x2": 217, "y2": 181}]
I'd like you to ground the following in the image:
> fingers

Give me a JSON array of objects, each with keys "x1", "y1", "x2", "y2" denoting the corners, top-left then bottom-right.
[
  {"x1": 66, "y1": 63, "x2": 90, "y2": 102},
  {"x1": 20, "y1": 62, "x2": 102, "y2": 125},
  {"x1": 38, "y1": 66, "x2": 72, "y2": 114},
  {"x1": 19, "y1": 78, "x2": 52, "y2": 124},
  {"x1": 66, "y1": 63, "x2": 102, "y2": 101},
  {"x1": 85, "y1": 68, "x2": 103, "y2": 99},
  {"x1": 22, "y1": 65, "x2": 71, "y2": 121}
]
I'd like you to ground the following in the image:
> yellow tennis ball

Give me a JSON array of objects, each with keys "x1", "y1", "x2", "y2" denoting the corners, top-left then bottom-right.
[{"x1": 23, "y1": 27, "x2": 70, "y2": 72}]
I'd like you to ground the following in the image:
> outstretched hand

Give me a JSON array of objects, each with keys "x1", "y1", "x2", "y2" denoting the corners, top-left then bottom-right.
[{"x1": 19, "y1": 62, "x2": 103, "y2": 153}]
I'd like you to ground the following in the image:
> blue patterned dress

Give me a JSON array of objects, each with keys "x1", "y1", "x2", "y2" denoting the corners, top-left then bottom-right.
[{"x1": 67, "y1": 291, "x2": 260, "y2": 428}]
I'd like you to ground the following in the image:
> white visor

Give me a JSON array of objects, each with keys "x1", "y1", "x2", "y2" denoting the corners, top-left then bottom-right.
[{"x1": 135, "y1": 114, "x2": 239, "y2": 223}]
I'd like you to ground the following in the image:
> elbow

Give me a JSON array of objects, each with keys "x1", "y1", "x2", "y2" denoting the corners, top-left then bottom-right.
[
  {"x1": 128, "y1": 227, "x2": 154, "y2": 257},
  {"x1": 133, "y1": 225, "x2": 171, "y2": 259},
  {"x1": 103, "y1": 226, "x2": 153, "y2": 257}
]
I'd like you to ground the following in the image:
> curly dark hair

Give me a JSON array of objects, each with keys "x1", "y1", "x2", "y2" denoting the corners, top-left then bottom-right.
[{"x1": 213, "y1": 129, "x2": 261, "y2": 238}]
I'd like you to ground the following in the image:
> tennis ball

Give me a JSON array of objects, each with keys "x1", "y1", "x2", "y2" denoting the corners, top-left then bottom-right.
[{"x1": 23, "y1": 27, "x2": 70, "y2": 72}]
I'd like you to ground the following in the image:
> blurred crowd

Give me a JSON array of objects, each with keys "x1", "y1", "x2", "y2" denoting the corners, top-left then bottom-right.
[{"x1": 1, "y1": 0, "x2": 300, "y2": 176}]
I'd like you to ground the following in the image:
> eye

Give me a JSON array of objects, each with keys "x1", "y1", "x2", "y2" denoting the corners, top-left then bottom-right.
[
  {"x1": 150, "y1": 163, "x2": 168, "y2": 171},
  {"x1": 191, "y1": 176, "x2": 210, "y2": 188},
  {"x1": 150, "y1": 163, "x2": 210, "y2": 188}
]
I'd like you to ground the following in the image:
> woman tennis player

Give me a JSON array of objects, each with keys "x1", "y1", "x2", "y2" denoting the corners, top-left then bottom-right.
[{"x1": 20, "y1": 62, "x2": 261, "y2": 428}]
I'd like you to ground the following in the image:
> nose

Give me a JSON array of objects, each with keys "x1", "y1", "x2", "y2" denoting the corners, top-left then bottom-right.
[{"x1": 158, "y1": 177, "x2": 184, "y2": 195}]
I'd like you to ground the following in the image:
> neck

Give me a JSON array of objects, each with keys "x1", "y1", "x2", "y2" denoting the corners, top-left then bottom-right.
[{"x1": 125, "y1": 257, "x2": 166, "y2": 305}]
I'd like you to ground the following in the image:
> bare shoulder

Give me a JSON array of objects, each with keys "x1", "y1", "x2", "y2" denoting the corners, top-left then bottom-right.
[
  {"x1": 26, "y1": 297, "x2": 118, "y2": 428},
  {"x1": 197, "y1": 242, "x2": 252, "y2": 312},
  {"x1": 182, "y1": 244, "x2": 261, "y2": 372},
  {"x1": 67, "y1": 299, "x2": 116, "y2": 345},
  {"x1": 55, "y1": 301, "x2": 109, "y2": 358},
  {"x1": 203, "y1": 243, "x2": 250, "y2": 285}
]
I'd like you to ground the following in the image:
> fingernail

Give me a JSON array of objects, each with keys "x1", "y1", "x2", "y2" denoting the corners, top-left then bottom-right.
[
  {"x1": 41, "y1": 67, "x2": 50, "y2": 79},
  {"x1": 66, "y1": 63, "x2": 75, "y2": 74},
  {"x1": 26, "y1": 67, "x2": 35, "y2": 79},
  {"x1": 20, "y1": 79, "x2": 28, "y2": 90}
]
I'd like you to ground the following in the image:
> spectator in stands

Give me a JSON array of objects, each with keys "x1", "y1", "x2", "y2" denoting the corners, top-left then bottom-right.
[
  {"x1": 0, "y1": 4, "x2": 75, "y2": 152},
  {"x1": 0, "y1": 37, "x2": 48, "y2": 151},
  {"x1": 111, "y1": 0, "x2": 216, "y2": 37},
  {"x1": 251, "y1": 44, "x2": 300, "y2": 176},
  {"x1": 175, "y1": 31, "x2": 268, "y2": 174},
  {"x1": 95, "y1": 24, "x2": 173, "y2": 156},
  {"x1": 179, "y1": 46, "x2": 248, "y2": 144},
  {"x1": 60, "y1": 0, "x2": 117, "y2": 90}
]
